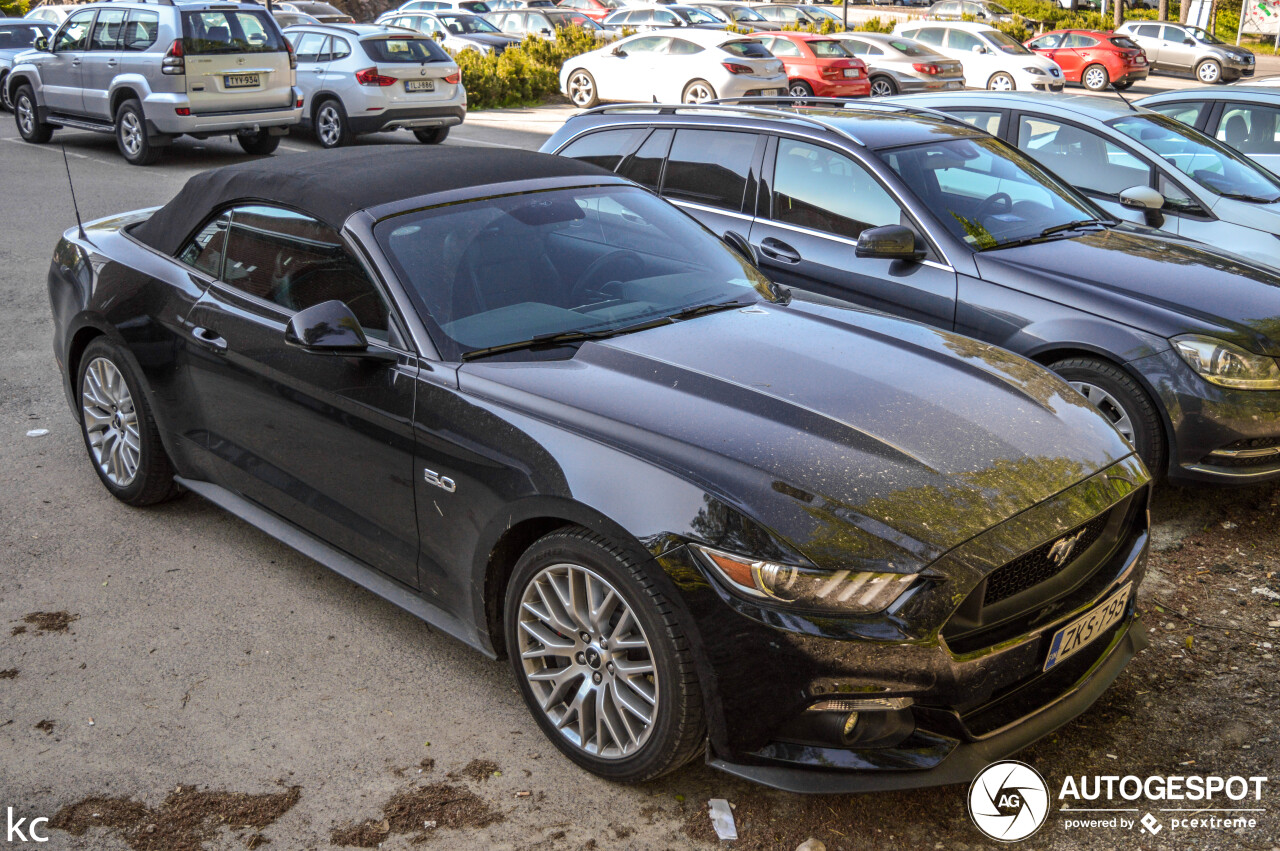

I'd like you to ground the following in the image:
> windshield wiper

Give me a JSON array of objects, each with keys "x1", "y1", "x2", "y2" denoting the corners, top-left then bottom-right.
[
  {"x1": 1216, "y1": 191, "x2": 1280, "y2": 203},
  {"x1": 667, "y1": 297, "x2": 756, "y2": 321},
  {"x1": 984, "y1": 219, "x2": 1105, "y2": 251},
  {"x1": 461, "y1": 316, "x2": 674, "y2": 361}
]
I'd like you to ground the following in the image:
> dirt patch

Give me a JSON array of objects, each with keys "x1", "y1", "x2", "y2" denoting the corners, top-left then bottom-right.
[
  {"x1": 35, "y1": 719, "x2": 54, "y2": 735},
  {"x1": 49, "y1": 785, "x2": 300, "y2": 851},
  {"x1": 448, "y1": 758, "x2": 500, "y2": 783},
  {"x1": 329, "y1": 783, "x2": 503, "y2": 847},
  {"x1": 0, "y1": 668, "x2": 17, "y2": 679},
  {"x1": 21, "y1": 611, "x2": 79, "y2": 634},
  {"x1": 10, "y1": 625, "x2": 25, "y2": 636}
]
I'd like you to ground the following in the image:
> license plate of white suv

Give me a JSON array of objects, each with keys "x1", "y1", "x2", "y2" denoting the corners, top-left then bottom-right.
[
  {"x1": 225, "y1": 73, "x2": 260, "y2": 88},
  {"x1": 406, "y1": 80, "x2": 436, "y2": 91},
  {"x1": 1043, "y1": 583, "x2": 1131, "y2": 671}
]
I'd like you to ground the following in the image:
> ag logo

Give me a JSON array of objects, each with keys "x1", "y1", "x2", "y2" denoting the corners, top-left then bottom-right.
[{"x1": 968, "y1": 760, "x2": 1050, "y2": 842}]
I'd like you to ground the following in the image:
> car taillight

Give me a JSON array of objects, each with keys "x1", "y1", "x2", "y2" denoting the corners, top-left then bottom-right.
[
  {"x1": 444, "y1": 71, "x2": 461, "y2": 84},
  {"x1": 912, "y1": 62, "x2": 942, "y2": 74},
  {"x1": 722, "y1": 61, "x2": 753, "y2": 75},
  {"x1": 286, "y1": 39, "x2": 297, "y2": 70},
  {"x1": 162, "y1": 39, "x2": 184, "y2": 75},
  {"x1": 355, "y1": 66, "x2": 397, "y2": 86},
  {"x1": 821, "y1": 65, "x2": 841, "y2": 78}
]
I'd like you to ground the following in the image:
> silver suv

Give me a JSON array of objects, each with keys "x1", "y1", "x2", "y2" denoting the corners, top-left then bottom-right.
[
  {"x1": 7, "y1": 0, "x2": 302, "y2": 165},
  {"x1": 1117, "y1": 21, "x2": 1254, "y2": 84}
]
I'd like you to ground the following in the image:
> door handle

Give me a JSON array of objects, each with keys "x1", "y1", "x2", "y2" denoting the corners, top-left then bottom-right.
[
  {"x1": 106, "y1": 59, "x2": 118, "y2": 66},
  {"x1": 190, "y1": 326, "x2": 228, "y2": 354},
  {"x1": 759, "y1": 237, "x2": 802, "y2": 264}
]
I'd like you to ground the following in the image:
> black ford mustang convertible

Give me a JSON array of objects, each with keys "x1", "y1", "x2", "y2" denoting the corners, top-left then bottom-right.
[{"x1": 48, "y1": 148, "x2": 1150, "y2": 791}]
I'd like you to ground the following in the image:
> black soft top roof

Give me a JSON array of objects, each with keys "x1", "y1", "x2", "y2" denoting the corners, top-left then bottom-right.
[{"x1": 132, "y1": 147, "x2": 613, "y2": 256}]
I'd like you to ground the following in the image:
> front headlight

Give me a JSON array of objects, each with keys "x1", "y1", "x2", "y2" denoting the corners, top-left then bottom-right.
[
  {"x1": 695, "y1": 546, "x2": 918, "y2": 614},
  {"x1": 1023, "y1": 66, "x2": 1047, "y2": 75},
  {"x1": 1173, "y1": 334, "x2": 1280, "y2": 390}
]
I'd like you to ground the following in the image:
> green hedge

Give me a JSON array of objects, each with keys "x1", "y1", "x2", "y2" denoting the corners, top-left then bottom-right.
[
  {"x1": 452, "y1": 26, "x2": 608, "y2": 110},
  {"x1": 0, "y1": 0, "x2": 29, "y2": 16}
]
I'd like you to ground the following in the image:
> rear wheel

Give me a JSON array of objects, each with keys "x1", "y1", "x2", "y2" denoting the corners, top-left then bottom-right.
[
  {"x1": 505, "y1": 528, "x2": 705, "y2": 782},
  {"x1": 1081, "y1": 63, "x2": 1110, "y2": 92},
  {"x1": 115, "y1": 99, "x2": 161, "y2": 165},
  {"x1": 1050, "y1": 356, "x2": 1165, "y2": 478},
  {"x1": 869, "y1": 75, "x2": 898, "y2": 97},
  {"x1": 987, "y1": 72, "x2": 1015, "y2": 91},
  {"x1": 14, "y1": 85, "x2": 53, "y2": 143},
  {"x1": 1196, "y1": 58, "x2": 1221, "y2": 84},
  {"x1": 315, "y1": 98, "x2": 351, "y2": 148},
  {"x1": 788, "y1": 79, "x2": 814, "y2": 97},
  {"x1": 237, "y1": 129, "x2": 280, "y2": 155},
  {"x1": 681, "y1": 78, "x2": 716, "y2": 103},
  {"x1": 567, "y1": 69, "x2": 599, "y2": 108},
  {"x1": 0, "y1": 72, "x2": 10, "y2": 112},
  {"x1": 413, "y1": 126, "x2": 449, "y2": 144}
]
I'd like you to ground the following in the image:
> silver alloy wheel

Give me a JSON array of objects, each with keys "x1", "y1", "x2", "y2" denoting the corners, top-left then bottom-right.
[
  {"x1": 17, "y1": 94, "x2": 35, "y2": 135},
  {"x1": 81, "y1": 356, "x2": 141, "y2": 487},
  {"x1": 988, "y1": 73, "x2": 1014, "y2": 91},
  {"x1": 317, "y1": 103, "x2": 342, "y2": 147},
  {"x1": 1069, "y1": 380, "x2": 1136, "y2": 445},
  {"x1": 869, "y1": 78, "x2": 895, "y2": 97},
  {"x1": 1197, "y1": 60, "x2": 1220, "y2": 83},
  {"x1": 1083, "y1": 65, "x2": 1107, "y2": 90},
  {"x1": 788, "y1": 82, "x2": 811, "y2": 97},
  {"x1": 119, "y1": 110, "x2": 143, "y2": 157},
  {"x1": 683, "y1": 81, "x2": 714, "y2": 103},
  {"x1": 516, "y1": 563, "x2": 658, "y2": 759},
  {"x1": 568, "y1": 72, "x2": 595, "y2": 107}
]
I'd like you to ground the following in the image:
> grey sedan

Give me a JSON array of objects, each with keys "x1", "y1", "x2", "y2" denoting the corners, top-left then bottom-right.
[
  {"x1": 0, "y1": 19, "x2": 53, "y2": 111},
  {"x1": 834, "y1": 32, "x2": 964, "y2": 96},
  {"x1": 1139, "y1": 87, "x2": 1280, "y2": 175}
]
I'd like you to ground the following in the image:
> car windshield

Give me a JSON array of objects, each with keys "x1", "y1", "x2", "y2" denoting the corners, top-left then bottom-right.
[
  {"x1": 888, "y1": 38, "x2": 932, "y2": 57},
  {"x1": 374, "y1": 185, "x2": 777, "y2": 360},
  {"x1": 675, "y1": 7, "x2": 720, "y2": 23},
  {"x1": 1186, "y1": 25, "x2": 1223, "y2": 44},
  {"x1": 988, "y1": 2, "x2": 1012, "y2": 13},
  {"x1": 729, "y1": 5, "x2": 766, "y2": 20},
  {"x1": 181, "y1": 10, "x2": 285, "y2": 53},
  {"x1": 362, "y1": 36, "x2": 451, "y2": 61},
  {"x1": 985, "y1": 30, "x2": 1030, "y2": 54},
  {"x1": 438, "y1": 12, "x2": 500, "y2": 32},
  {"x1": 804, "y1": 6, "x2": 842, "y2": 19},
  {"x1": 1109, "y1": 113, "x2": 1280, "y2": 202},
  {"x1": 0, "y1": 23, "x2": 50, "y2": 49},
  {"x1": 545, "y1": 10, "x2": 601, "y2": 27},
  {"x1": 879, "y1": 136, "x2": 1105, "y2": 251}
]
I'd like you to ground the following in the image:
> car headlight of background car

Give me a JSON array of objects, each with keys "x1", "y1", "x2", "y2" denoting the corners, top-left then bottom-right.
[
  {"x1": 1173, "y1": 334, "x2": 1280, "y2": 390},
  {"x1": 1023, "y1": 66, "x2": 1047, "y2": 75},
  {"x1": 695, "y1": 545, "x2": 918, "y2": 613}
]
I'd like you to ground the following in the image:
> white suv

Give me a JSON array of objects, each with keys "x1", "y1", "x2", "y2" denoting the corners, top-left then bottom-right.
[{"x1": 7, "y1": 0, "x2": 302, "y2": 165}]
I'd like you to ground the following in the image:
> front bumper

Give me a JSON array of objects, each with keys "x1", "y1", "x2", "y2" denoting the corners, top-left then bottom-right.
[
  {"x1": 347, "y1": 104, "x2": 466, "y2": 135},
  {"x1": 1132, "y1": 347, "x2": 1280, "y2": 483}
]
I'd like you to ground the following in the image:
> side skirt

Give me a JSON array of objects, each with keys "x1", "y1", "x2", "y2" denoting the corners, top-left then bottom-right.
[{"x1": 175, "y1": 476, "x2": 495, "y2": 659}]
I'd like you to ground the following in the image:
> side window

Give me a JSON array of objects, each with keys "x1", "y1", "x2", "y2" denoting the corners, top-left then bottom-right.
[
  {"x1": 950, "y1": 109, "x2": 1001, "y2": 135},
  {"x1": 842, "y1": 39, "x2": 868, "y2": 55},
  {"x1": 221, "y1": 206, "x2": 392, "y2": 337},
  {"x1": 1158, "y1": 172, "x2": 1200, "y2": 212},
  {"x1": 662, "y1": 129, "x2": 757, "y2": 212},
  {"x1": 618, "y1": 127, "x2": 672, "y2": 190},
  {"x1": 769, "y1": 37, "x2": 801, "y2": 57},
  {"x1": 1029, "y1": 33, "x2": 1061, "y2": 49},
  {"x1": 1161, "y1": 25, "x2": 1186, "y2": 42},
  {"x1": 667, "y1": 38, "x2": 702, "y2": 55},
  {"x1": 913, "y1": 27, "x2": 945, "y2": 47},
  {"x1": 55, "y1": 9, "x2": 94, "y2": 52},
  {"x1": 179, "y1": 212, "x2": 231, "y2": 278},
  {"x1": 294, "y1": 32, "x2": 328, "y2": 62},
  {"x1": 1148, "y1": 101, "x2": 1202, "y2": 128},
  {"x1": 1134, "y1": 24, "x2": 1159, "y2": 38},
  {"x1": 772, "y1": 138, "x2": 904, "y2": 240},
  {"x1": 330, "y1": 36, "x2": 351, "y2": 59},
  {"x1": 1065, "y1": 34, "x2": 1097, "y2": 48},
  {"x1": 624, "y1": 35, "x2": 666, "y2": 52},
  {"x1": 558, "y1": 127, "x2": 649, "y2": 171},
  {"x1": 530, "y1": 14, "x2": 552, "y2": 30},
  {"x1": 1016, "y1": 116, "x2": 1151, "y2": 197},
  {"x1": 947, "y1": 29, "x2": 983, "y2": 52},
  {"x1": 90, "y1": 9, "x2": 125, "y2": 51},
  {"x1": 1219, "y1": 103, "x2": 1280, "y2": 154},
  {"x1": 656, "y1": 10, "x2": 677, "y2": 24},
  {"x1": 121, "y1": 11, "x2": 159, "y2": 51}
]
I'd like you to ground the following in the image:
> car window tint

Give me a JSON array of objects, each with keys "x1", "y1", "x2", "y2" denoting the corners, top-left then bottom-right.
[
  {"x1": 90, "y1": 9, "x2": 124, "y2": 50},
  {"x1": 1219, "y1": 103, "x2": 1280, "y2": 154},
  {"x1": 121, "y1": 11, "x2": 159, "y2": 51},
  {"x1": 1030, "y1": 33, "x2": 1061, "y2": 49},
  {"x1": 769, "y1": 37, "x2": 801, "y2": 56},
  {"x1": 662, "y1": 129, "x2": 756, "y2": 211},
  {"x1": 913, "y1": 27, "x2": 945, "y2": 46},
  {"x1": 625, "y1": 35, "x2": 666, "y2": 52},
  {"x1": 559, "y1": 127, "x2": 648, "y2": 171},
  {"x1": 179, "y1": 212, "x2": 231, "y2": 278},
  {"x1": 55, "y1": 10, "x2": 94, "y2": 52},
  {"x1": 0, "y1": 25, "x2": 45, "y2": 49},
  {"x1": 722, "y1": 39, "x2": 770, "y2": 58},
  {"x1": 1148, "y1": 101, "x2": 1203, "y2": 128},
  {"x1": 182, "y1": 10, "x2": 285, "y2": 53},
  {"x1": 1158, "y1": 172, "x2": 1199, "y2": 211},
  {"x1": 1134, "y1": 24, "x2": 1159, "y2": 37},
  {"x1": 617, "y1": 128, "x2": 672, "y2": 189},
  {"x1": 808, "y1": 39, "x2": 848, "y2": 57},
  {"x1": 950, "y1": 109, "x2": 1001, "y2": 135},
  {"x1": 330, "y1": 35, "x2": 351, "y2": 58},
  {"x1": 772, "y1": 139, "x2": 902, "y2": 240},
  {"x1": 1064, "y1": 34, "x2": 1096, "y2": 48},
  {"x1": 667, "y1": 38, "x2": 702, "y2": 55},
  {"x1": 221, "y1": 206, "x2": 390, "y2": 337},
  {"x1": 293, "y1": 31, "x2": 327, "y2": 61},
  {"x1": 1017, "y1": 116, "x2": 1151, "y2": 197},
  {"x1": 947, "y1": 29, "x2": 983, "y2": 51},
  {"x1": 1160, "y1": 25, "x2": 1185, "y2": 41}
]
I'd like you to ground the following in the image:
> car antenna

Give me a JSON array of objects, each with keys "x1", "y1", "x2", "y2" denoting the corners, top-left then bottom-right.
[
  {"x1": 60, "y1": 144, "x2": 87, "y2": 241},
  {"x1": 1109, "y1": 83, "x2": 1137, "y2": 112}
]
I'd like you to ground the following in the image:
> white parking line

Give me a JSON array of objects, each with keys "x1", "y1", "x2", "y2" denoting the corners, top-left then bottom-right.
[{"x1": 2, "y1": 136, "x2": 114, "y2": 165}]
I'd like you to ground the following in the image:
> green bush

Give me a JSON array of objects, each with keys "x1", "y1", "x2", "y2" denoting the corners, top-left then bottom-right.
[
  {"x1": 451, "y1": 26, "x2": 608, "y2": 110},
  {"x1": 0, "y1": 0, "x2": 29, "y2": 15}
]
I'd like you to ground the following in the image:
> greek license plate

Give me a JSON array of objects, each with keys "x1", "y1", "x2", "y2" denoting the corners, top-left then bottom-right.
[
  {"x1": 843, "y1": 68, "x2": 859, "y2": 78},
  {"x1": 406, "y1": 79, "x2": 435, "y2": 92},
  {"x1": 1043, "y1": 583, "x2": 1131, "y2": 671},
  {"x1": 225, "y1": 73, "x2": 260, "y2": 88}
]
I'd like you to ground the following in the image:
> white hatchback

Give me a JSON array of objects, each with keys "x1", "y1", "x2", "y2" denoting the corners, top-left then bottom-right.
[
  {"x1": 562, "y1": 28, "x2": 787, "y2": 106},
  {"x1": 893, "y1": 20, "x2": 1063, "y2": 91}
]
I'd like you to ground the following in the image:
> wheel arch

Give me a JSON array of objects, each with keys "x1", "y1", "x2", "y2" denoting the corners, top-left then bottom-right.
[
  {"x1": 107, "y1": 79, "x2": 149, "y2": 118},
  {"x1": 310, "y1": 91, "x2": 343, "y2": 123},
  {"x1": 6, "y1": 70, "x2": 38, "y2": 105}
]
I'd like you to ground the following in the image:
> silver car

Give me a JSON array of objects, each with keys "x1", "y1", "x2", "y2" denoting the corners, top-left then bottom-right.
[
  {"x1": 833, "y1": 32, "x2": 964, "y2": 96},
  {"x1": 925, "y1": 0, "x2": 1021, "y2": 24},
  {"x1": 1138, "y1": 87, "x2": 1280, "y2": 175},
  {"x1": 1116, "y1": 21, "x2": 1254, "y2": 84},
  {"x1": 0, "y1": 19, "x2": 54, "y2": 110},
  {"x1": 285, "y1": 24, "x2": 464, "y2": 146},
  {"x1": 376, "y1": 9, "x2": 520, "y2": 53}
]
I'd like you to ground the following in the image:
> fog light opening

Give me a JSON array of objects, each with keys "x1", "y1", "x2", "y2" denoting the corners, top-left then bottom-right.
[{"x1": 783, "y1": 697, "x2": 916, "y2": 749}]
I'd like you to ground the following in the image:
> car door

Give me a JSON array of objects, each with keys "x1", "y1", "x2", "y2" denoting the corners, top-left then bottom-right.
[
  {"x1": 116, "y1": 10, "x2": 160, "y2": 92},
  {"x1": 1054, "y1": 32, "x2": 1090, "y2": 81},
  {"x1": 750, "y1": 135, "x2": 957, "y2": 328},
  {"x1": 600, "y1": 35, "x2": 668, "y2": 100},
  {"x1": 1127, "y1": 23, "x2": 1161, "y2": 64},
  {"x1": 1027, "y1": 31, "x2": 1065, "y2": 70},
  {"x1": 182, "y1": 204, "x2": 421, "y2": 587},
  {"x1": 945, "y1": 27, "x2": 995, "y2": 85},
  {"x1": 656, "y1": 127, "x2": 761, "y2": 238},
  {"x1": 41, "y1": 7, "x2": 94, "y2": 114},
  {"x1": 1157, "y1": 24, "x2": 1195, "y2": 72},
  {"x1": 80, "y1": 7, "x2": 123, "y2": 120},
  {"x1": 1214, "y1": 102, "x2": 1280, "y2": 174}
]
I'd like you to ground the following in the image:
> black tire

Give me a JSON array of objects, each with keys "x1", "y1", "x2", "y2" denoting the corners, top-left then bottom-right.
[
  {"x1": 788, "y1": 79, "x2": 814, "y2": 98},
  {"x1": 681, "y1": 78, "x2": 716, "y2": 103},
  {"x1": 869, "y1": 75, "x2": 898, "y2": 97},
  {"x1": 114, "y1": 98, "x2": 161, "y2": 165},
  {"x1": 1196, "y1": 58, "x2": 1222, "y2": 84},
  {"x1": 1050, "y1": 356, "x2": 1166, "y2": 479},
  {"x1": 314, "y1": 97, "x2": 351, "y2": 148},
  {"x1": 413, "y1": 126, "x2": 449, "y2": 144},
  {"x1": 987, "y1": 71, "x2": 1016, "y2": 91},
  {"x1": 1081, "y1": 63, "x2": 1110, "y2": 92},
  {"x1": 238, "y1": 129, "x2": 281, "y2": 155},
  {"x1": 76, "y1": 338, "x2": 181, "y2": 506},
  {"x1": 1112, "y1": 80, "x2": 1134, "y2": 90},
  {"x1": 566, "y1": 68, "x2": 599, "y2": 108},
  {"x1": 0, "y1": 72, "x2": 10, "y2": 112},
  {"x1": 14, "y1": 84, "x2": 53, "y2": 143},
  {"x1": 504, "y1": 527, "x2": 705, "y2": 783}
]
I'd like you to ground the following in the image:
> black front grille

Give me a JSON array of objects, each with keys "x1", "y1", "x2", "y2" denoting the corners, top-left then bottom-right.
[
  {"x1": 1221, "y1": 436, "x2": 1280, "y2": 450},
  {"x1": 983, "y1": 510, "x2": 1112, "y2": 606},
  {"x1": 1202, "y1": 453, "x2": 1280, "y2": 469}
]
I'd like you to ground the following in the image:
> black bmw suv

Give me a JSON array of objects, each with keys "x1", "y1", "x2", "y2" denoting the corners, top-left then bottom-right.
[{"x1": 542, "y1": 101, "x2": 1280, "y2": 485}]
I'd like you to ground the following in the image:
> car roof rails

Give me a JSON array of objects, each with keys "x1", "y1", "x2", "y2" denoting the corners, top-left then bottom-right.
[
  {"x1": 101, "y1": 0, "x2": 178, "y2": 6},
  {"x1": 576, "y1": 102, "x2": 867, "y2": 146},
  {"x1": 708, "y1": 96, "x2": 979, "y2": 132}
]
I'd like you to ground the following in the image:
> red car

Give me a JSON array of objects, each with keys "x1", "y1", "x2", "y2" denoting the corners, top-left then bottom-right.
[
  {"x1": 555, "y1": 0, "x2": 623, "y2": 22},
  {"x1": 1024, "y1": 29, "x2": 1149, "y2": 91},
  {"x1": 758, "y1": 32, "x2": 870, "y2": 98}
]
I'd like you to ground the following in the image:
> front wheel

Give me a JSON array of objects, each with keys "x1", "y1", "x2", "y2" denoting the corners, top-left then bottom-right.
[
  {"x1": 505, "y1": 528, "x2": 705, "y2": 782},
  {"x1": 115, "y1": 99, "x2": 161, "y2": 165},
  {"x1": 869, "y1": 75, "x2": 898, "y2": 97},
  {"x1": 237, "y1": 129, "x2": 280, "y2": 155},
  {"x1": 1051, "y1": 356, "x2": 1166, "y2": 478},
  {"x1": 681, "y1": 78, "x2": 716, "y2": 103},
  {"x1": 77, "y1": 338, "x2": 181, "y2": 506},
  {"x1": 567, "y1": 69, "x2": 599, "y2": 108},
  {"x1": 987, "y1": 72, "x2": 1015, "y2": 91},
  {"x1": 1081, "y1": 63, "x2": 1110, "y2": 92},
  {"x1": 413, "y1": 126, "x2": 449, "y2": 144},
  {"x1": 14, "y1": 85, "x2": 53, "y2": 143},
  {"x1": 1196, "y1": 59, "x2": 1222, "y2": 84}
]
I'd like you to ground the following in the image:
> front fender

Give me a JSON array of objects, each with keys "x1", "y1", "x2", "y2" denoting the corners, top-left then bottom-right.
[{"x1": 5, "y1": 63, "x2": 42, "y2": 106}]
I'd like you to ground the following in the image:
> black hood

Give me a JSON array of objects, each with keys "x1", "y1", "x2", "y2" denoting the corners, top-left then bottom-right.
[
  {"x1": 459, "y1": 302, "x2": 1132, "y2": 572},
  {"x1": 463, "y1": 33, "x2": 522, "y2": 48},
  {"x1": 975, "y1": 226, "x2": 1280, "y2": 356}
]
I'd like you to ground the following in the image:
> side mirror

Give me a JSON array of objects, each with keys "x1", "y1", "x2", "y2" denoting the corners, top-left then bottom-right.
[
  {"x1": 540, "y1": 27, "x2": 552, "y2": 35},
  {"x1": 855, "y1": 225, "x2": 926, "y2": 261},
  {"x1": 1120, "y1": 185, "x2": 1166, "y2": 228},
  {"x1": 431, "y1": 30, "x2": 445, "y2": 40},
  {"x1": 612, "y1": 45, "x2": 626, "y2": 55},
  {"x1": 722, "y1": 230, "x2": 758, "y2": 266},
  {"x1": 971, "y1": 44, "x2": 987, "y2": 53},
  {"x1": 284, "y1": 300, "x2": 393, "y2": 360},
  {"x1": 34, "y1": 36, "x2": 49, "y2": 51},
  {"x1": 1184, "y1": 37, "x2": 1195, "y2": 45}
]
